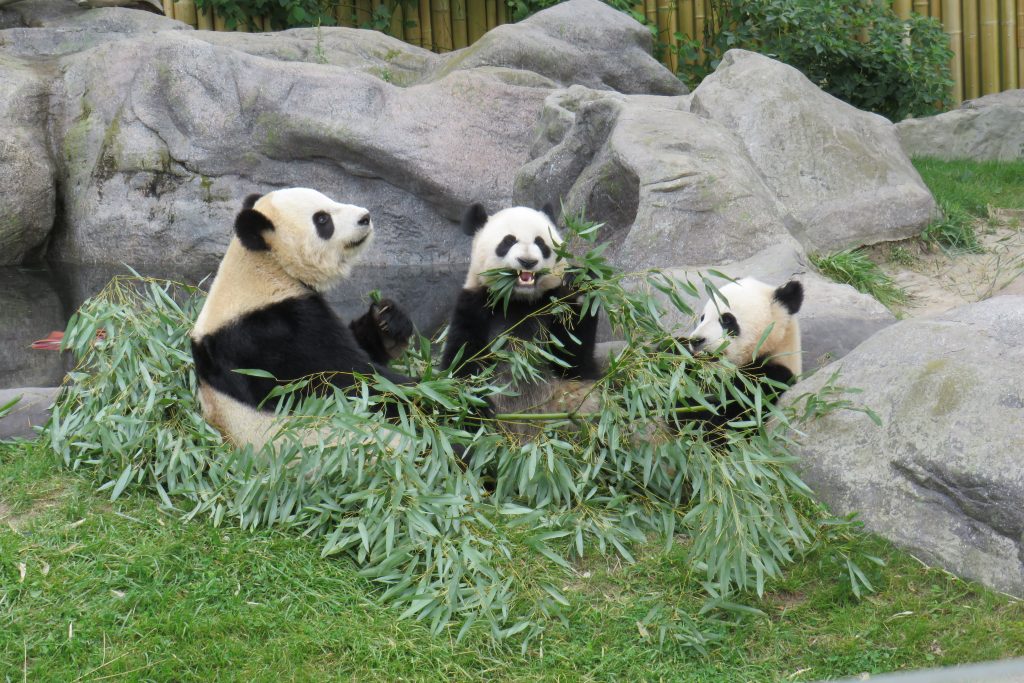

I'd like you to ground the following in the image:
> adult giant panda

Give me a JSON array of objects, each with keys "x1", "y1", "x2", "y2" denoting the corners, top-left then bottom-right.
[
  {"x1": 190, "y1": 187, "x2": 414, "y2": 450},
  {"x1": 680, "y1": 276, "x2": 803, "y2": 429},
  {"x1": 441, "y1": 203, "x2": 600, "y2": 423}
]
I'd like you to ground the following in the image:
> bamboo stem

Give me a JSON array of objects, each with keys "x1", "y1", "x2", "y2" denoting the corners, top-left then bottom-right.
[
  {"x1": 356, "y1": 0, "x2": 372, "y2": 27},
  {"x1": 693, "y1": 0, "x2": 705, "y2": 64},
  {"x1": 1018, "y1": 0, "x2": 1024, "y2": 88},
  {"x1": 406, "y1": 1, "x2": 422, "y2": 46},
  {"x1": 496, "y1": 0, "x2": 506, "y2": 26},
  {"x1": 213, "y1": 8, "x2": 226, "y2": 30},
  {"x1": 942, "y1": 0, "x2": 964, "y2": 102},
  {"x1": 162, "y1": 0, "x2": 173, "y2": 18},
  {"x1": 668, "y1": 0, "x2": 679, "y2": 72},
  {"x1": 467, "y1": 0, "x2": 486, "y2": 42},
  {"x1": 913, "y1": 0, "x2": 929, "y2": 15},
  {"x1": 173, "y1": 0, "x2": 197, "y2": 27},
  {"x1": 979, "y1": 0, "x2": 999, "y2": 93},
  {"x1": 432, "y1": 0, "x2": 453, "y2": 51},
  {"x1": 656, "y1": 0, "x2": 671, "y2": 64},
  {"x1": 336, "y1": 2, "x2": 355, "y2": 27},
  {"x1": 963, "y1": 0, "x2": 980, "y2": 98},
  {"x1": 1001, "y1": 0, "x2": 1019, "y2": 89},
  {"x1": 894, "y1": 0, "x2": 912, "y2": 18},
  {"x1": 485, "y1": 0, "x2": 496, "y2": 30},
  {"x1": 644, "y1": 0, "x2": 656, "y2": 26},
  {"x1": 930, "y1": 0, "x2": 941, "y2": 17},
  {"x1": 452, "y1": 0, "x2": 468, "y2": 48},
  {"x1": 420, "y1": 0, "x2": 434, "y2": 51},
  {"x1": 679, "y1": 0, "x2": 694, "y2": 42},
  {"x1": 390, "y1": 1, "x2": 405, "y2": 41},
  {"x1": 494, "y1": 403, "x2": 712, "y2": 423},
  {"x1": 196, "y1": 2, "x2": 213, "y2": 29}
]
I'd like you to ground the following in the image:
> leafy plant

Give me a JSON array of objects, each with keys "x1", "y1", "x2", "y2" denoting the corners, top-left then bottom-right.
[
  {"x1": 921, "y1": 200, "x2": 983, "y2": 254},
  {"x1": 810, "y1": 248, "x2": 909, "y2": 309},
  {"x1": 46, "y1": 222, "x2": 876, "y2": 647}
]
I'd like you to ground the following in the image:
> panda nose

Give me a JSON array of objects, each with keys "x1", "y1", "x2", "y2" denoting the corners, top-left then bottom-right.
[
  {"x1": 517, "y1": 257, "x2": 538, "y2": 270},
  {"x1": 688, "y1": 336, "x2": 706, "y2": 351},
  {"x1": 357, "y1": 212, "x2": 371, "y2": 227}
]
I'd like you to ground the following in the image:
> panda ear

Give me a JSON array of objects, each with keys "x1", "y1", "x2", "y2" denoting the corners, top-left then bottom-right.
[
  {"x1": 773, "y1": 280, "x2": 803, "y2": 315},
  {"x1": 234, "y1": 208, "x2": 274, "y2": 251},
  {"x1": 540, "y1": 202, "x2": 557, "y2": 224},
  {"x1": 242, "y1": 193, "x2": 262, "y2": 210},
  {"x1": 460, "y1": 203, "x2": 489, "y2": 236}
]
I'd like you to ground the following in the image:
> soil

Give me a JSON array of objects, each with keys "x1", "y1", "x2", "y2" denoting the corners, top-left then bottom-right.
[{"x1": 866, "y1": 209, "x2": 1024, "y2": 319}]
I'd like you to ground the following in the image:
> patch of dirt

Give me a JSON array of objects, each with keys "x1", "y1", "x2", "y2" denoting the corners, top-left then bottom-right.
[
  {"x1": 868, "y1": 210, "x2": 1024, "y2": 319},
  {"x1": 0, "y1": 484, "x2": 68, "y2": 532}
]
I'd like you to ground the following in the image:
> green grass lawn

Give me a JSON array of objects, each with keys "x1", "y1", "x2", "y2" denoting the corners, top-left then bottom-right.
[
  {"x1": 3, "y1": 440, "x2": 1022, "y2": 682},
  {"x1": 912, "y1": 158, "x2": 1024, "y2": 216}
]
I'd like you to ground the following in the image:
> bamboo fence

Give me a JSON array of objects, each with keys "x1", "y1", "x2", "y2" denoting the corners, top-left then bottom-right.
[{"x1": 163, "y1": 0, "x2": 1023, "y2": 104}]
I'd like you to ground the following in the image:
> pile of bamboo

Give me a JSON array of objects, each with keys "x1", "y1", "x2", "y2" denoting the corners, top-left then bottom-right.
[{"x1": 161, "y1": 0, "x2": 1024, "y2": 104}]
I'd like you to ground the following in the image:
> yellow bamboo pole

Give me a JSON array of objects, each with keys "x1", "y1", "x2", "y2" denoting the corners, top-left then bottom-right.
[
  {"x1": 432, "y1": 0, "x2": 453, "y2": 51},
  {"x1": 1018, "y1": 0, "x2": 1024, "y2": 87},
  {"x1": 406, "y1": 3, "x2": 421, "y2": 45},
  {"x1": 913, "y1": 0, "x2": 929, "y2": 15},
  {"x1": 963, "y1": 0, "x2": 980, "y2": 98},
  {"x1": 929, "y1": 0, "x2": 941, "y2": 17},
  {"x1": 173, "y1": 0, "x2": 197, "y2": 27},
  {"x1": 451, "y1": 0, "x2": 468, "y2": 48},
  {"x1": 496, "y1": 0, "x2": 506, "y2": 26},
  {"x1": 467, "y1": 0, "x2": 486, "y2": 42},
  {"x1": 162, "y1": 0, "x2": 173, "y2": 18},
  {"x1": 668, "y1": 0, "x2": 679, "y2": 72},
  {"x1": 693, "y1": 0, "x2": 705, "y2": 62},
  {"x1": 390, "y1": 1, "x2": 405, "y2": 40},
  {"x1": 894, "y1": 0, "x2": 912, "y2": 18},
  {"x1": 644, "y1": 0, "x2": 657, "y2": 26},
  {"x1": 336, "y1": 3, "x2": 353, "y2": 27},
  {"x1": 942, "y1": 0, "x2": 964, "y2": 102},
  {"x1": 355, "y1": 0, "x2": 372, "y2": 26},
  {"x1": 485, "y1": 0, "x2": 496, "y2": 30},
  {"x1": 213, "y1": 8, "x2": 226, "y2": 30},
  {"x1": 656, "y1": 0, "x2": 671, "y2": 65},
  {"x1": 419, "y1": 0, "x2": 434, "y2": 50},
  {"x1": 1001, "y1": 0, "x2": 1019, "y2": 89},
  {"x1": 679, "y1": 0, "x2": 694, "y2": 40},
  {"x1": 196, "y1": 2, "x2": 213, "y2": 29},
  {"x1": 979, "y1": 0, "x2": 999, "y2": 93}
]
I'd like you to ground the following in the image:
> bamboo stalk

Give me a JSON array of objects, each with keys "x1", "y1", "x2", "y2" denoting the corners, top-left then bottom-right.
[
  {"x1": 894, "y1": 0, "x2": 912, "y2": 18},
  {"x1": 356, "y1": 0, "x2": 372, "y2": 27},
  {"x1": 496, "y1": 0, "x2": 506, "y2": 26},
  {"x1": 390, "y1": 1, "x2": 405, "y2": 41},
  {"x1": 467, "y1": 0, "x2": 486, "y2": 42},
  {"x1": 173, "y1": 0, "x2": 197, "y2": 27},
  {"x1": 336, "y1": 3, "x2": 354, "y2": 27},
  {"x1": 485, "y1": 0, "x2": 496, "y2": 30},
  {"x1": 1018, "y1": 0, "x2": 1024, "y2": 88},
  {"x1": 196, "y1": 2, "x2": 213, "y2": 29},
  {"x1": 679, "y1": 0, "x2": 694, "y2": 42},
  {"x1": 913, "y1": 0, "x2": 929, "y2": 15},
  {"x1": 406, "y1": 2, "x2": 421, "y2": 45},
  {"x1": 929, "y1": 0, "x2": 941, "y2": 17},
  {"x1": 963, "y1": 0, "x2": 980, "y2": 98},
  {"x1": 668, "y1": 0, "x2": 679, "y2": 73},
  {"x1": 644, "y1": 0, "x2": 656, "y2": 26},
  {"x1": 420, "y1": 0, "x2": 434, "y2": 51},
  {"x1": 942, "y1": 0, "x2": 964, "y2": 103},
  {"x1": 213, "y1": 8, "x2": 226, "y2": 30},
  {"x1": 1001, "y1": 0, "x2": 1018, "y2": 89},
  {"x1": 656, "y1": 0, "x2": 671, "y2": 65},
  {"x1": 432, "y1": 0, "x2": 453, "y2": 51},
  {"x1": 452, "y1": 0, "x2": 468, "y2": 48},
  {"x1": 693, "y1": 0, "x2": 705, "y2": 63},
  {"x1": 162, "y1": 0, "x2": 173, "y2": 18},
  {"x1": 979, "y1": 0, "x2": 999, "y2": 93}
]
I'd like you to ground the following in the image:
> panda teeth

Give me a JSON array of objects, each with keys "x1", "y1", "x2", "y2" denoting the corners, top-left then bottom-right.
[{"x1": 518, "y1": 271, "x2": 535, "y2": 285}]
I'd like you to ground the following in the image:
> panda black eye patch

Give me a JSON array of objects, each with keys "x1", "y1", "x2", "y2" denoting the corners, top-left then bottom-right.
[
  {"x1": 534, "y1": 237, "x2": 551, "y2": 259},
  {"x1": 313, "y1": 211, "x2": 334, "y2": 240},
  {"x1": 719, "y1": 312, "x2": 740, "y2": 337},
  {"x1": 495, "y1": 234, "x2": 517, "y2": 257}
]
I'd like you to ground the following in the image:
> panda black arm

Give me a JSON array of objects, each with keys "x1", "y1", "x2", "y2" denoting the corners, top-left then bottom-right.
[
  {"x1": 671, "y1": 358, "x2": 796, "y2": 432},
  {"x1": 349, "y1": 298, "x2": 414, "y2": 364},
  {"x1": 441, "y1": 287, "x2": 493, "y2": 377},
  {"x1": 546, "y1": 274, "x2": 600, "y2": 380}
]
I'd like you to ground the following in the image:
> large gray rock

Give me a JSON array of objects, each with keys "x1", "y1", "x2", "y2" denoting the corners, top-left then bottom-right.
[
  {"x1": 0, "y1": 55, "x2": 55, "y2": 265},
  {"x1": 896, "y1": 89, "x2": 1024, "y2": 162},
  {"x1": 787, "y1": 296, "x2": 1024, "y2": 597},
  {"x1": 691, "y1": 50, "x2": 939, "y2": 253}
]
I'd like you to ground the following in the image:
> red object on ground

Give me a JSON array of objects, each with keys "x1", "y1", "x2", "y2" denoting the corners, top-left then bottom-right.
[{"x1": 30, "y1": 331, "x2": 64, "y2": 351}]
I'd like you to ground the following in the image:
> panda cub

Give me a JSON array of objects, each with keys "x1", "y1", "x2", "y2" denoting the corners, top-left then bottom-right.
[
  {"x1": 441, "y1": 204, "x2": 600, "y2": 418},
  {"x1": 681, "y1": 277, "x2": 803, "y2": 428},
  {"x1": 190, "y1": 188, "x2": 413, "y2": 450}
]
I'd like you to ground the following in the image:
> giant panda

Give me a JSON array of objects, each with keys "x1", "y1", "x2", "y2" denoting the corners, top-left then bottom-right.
[
  {"x1": 190, "y1": 187, "x2": 414, "y2": 450},
  {"x1": 441, "y1": 203, "x2": 600, "y2": 426},
  {"x1": 679, "y1": 276, "x2": 803, "y2": 430}
]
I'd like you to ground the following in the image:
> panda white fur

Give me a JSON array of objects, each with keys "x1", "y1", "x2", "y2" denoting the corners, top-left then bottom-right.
[
  {"x1": 441, "y1": 203, "x2": 600, "y2": 420},
  {"x1": 681, "y1": 277, "x2": 803, "y2": 428},
  {"x1": 190, "y1": 187, "x2": 413, "y2": 450}
]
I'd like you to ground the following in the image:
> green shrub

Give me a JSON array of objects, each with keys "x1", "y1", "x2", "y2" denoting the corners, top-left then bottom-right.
[
  {"x1": 811, "y1": 248, "x2": 909, "y2": 308},
  {"x1": 922, "y1": 200, "x2": 983, "y2": 254}
]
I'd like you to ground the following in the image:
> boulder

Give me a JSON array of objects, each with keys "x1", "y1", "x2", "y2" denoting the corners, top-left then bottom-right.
[
  {"x1": 0, "y1": 267, "x2": 68, "y2": 390},
  {"x1": 786, "y1": 296, "x2": 1024, "y2": 598},
  {"x1": 896, "y1": 89, "x2": 1024, "y2": 162},
  {"x1": 690, "y1": 50, "x2": 939, "y2": 253}
]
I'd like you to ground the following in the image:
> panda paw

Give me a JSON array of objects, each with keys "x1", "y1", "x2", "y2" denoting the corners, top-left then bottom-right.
[{"x1": 370, "y1": 298, "x2": 414, "y2": 359}]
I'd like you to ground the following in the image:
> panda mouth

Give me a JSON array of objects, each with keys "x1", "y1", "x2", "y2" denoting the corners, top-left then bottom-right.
[
  {"x1": 347, "y1": 232, "x2": 370, "y2": 249},
  {"x1": 516, "y1": 271, "x2": 536, "y2": 287}
]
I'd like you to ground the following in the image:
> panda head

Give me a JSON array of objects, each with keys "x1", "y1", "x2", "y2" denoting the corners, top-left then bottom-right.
[
  {"x1": 234, "y1": 188, "x2": 373, "y2": 291},
  {"x1": 687, "y1": 278, "x2": 803, "y2": 373},
  {"x1": 461, "y1": 203, "x2": 565, "y2": 301}
]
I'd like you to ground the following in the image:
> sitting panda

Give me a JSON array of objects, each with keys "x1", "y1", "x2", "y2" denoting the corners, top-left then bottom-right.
[
  {"x1": 679, "y1": 276, "x2": 803, "y2": 430},
  {"x1": 190, "y1": 188, "x2": 414, "y2": 450},
  {"x1": 441, "y1": 203, "x2": 600, "y2": 424}
]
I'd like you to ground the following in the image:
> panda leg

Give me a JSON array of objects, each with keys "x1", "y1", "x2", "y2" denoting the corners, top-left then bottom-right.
[{"x1": 350, "y1": 298, "x2": 414, "y2": 364}]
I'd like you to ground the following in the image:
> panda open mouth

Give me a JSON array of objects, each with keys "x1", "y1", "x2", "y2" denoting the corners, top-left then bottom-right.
[
  {"x1": 517, "y1": 271, "x2": 536, "y2": 286},
  {"x1": 347, "y1": 232, "x2": 370, "y2": 249}
]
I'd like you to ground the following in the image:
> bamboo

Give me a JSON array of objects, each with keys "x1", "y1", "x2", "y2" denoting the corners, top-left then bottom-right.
[
  {"x1": 485, "y1": 0, "x2": 496, "y2": 30},
  {"x1": 496, "y1": 0, "x2": 506, "y2": 26},
  {"x1": 963, "y1": 0, "x2": 980, "y2": 98},
  {"x1": 262, "y1": 15, "x2": 272, "y2": 31},
  {"x1": 668, "y1": 0, "x2": 679, "y2": 72},
  {"x1": 406, "y1": 2, "x2": 421, "y2": 46},
  {"x1": 644, "y1": 0, "x2": 656, "y2": 26},
  {"x1": 335, "y1": 3, "x2": 354, "y2": 27},
  {"x1": 235, "y1": 18, "x2": 249, "y2": 31},
  {"x1": 213, "y1": 8, "x2": 226, "y2": 30},
  {"x1": 196, "y1": 2, "x2": 213, "y2": 29},
  {"x1": 693, "y1": 0, "x2": 705, "y2": 62},
  {"x1": 390, "y1": 1, "x2": 405, "y2": 41},
  {"x1": 355, "y1": 0, "x2": 372, "y2": 27},
  {"x1": 913, "y1": 0, "x2": 929, "y2": 15},
  {"x1": 1018, "y1": 0, "x2": 1024, "y2": 88},
  {"x1": 1001, "y1": 0, "x2": 1018, "y2": 89},
  {"x1": 929, "y1": 0, "x2": 941, "y2": 17},
  {"x1": 162, "y1": 0, "x2": 173, "y2": 18},
  {"x1": 979, "y1": 0, "x2": 999, "y2": 93},
  {"x1": 680, "y1": 0, "x2": 694, "y2": 42},
  {"x1": 452, "y1": 0, "x2": 468, "y2": 48},
  {"x1": 894, "y1": 0, "x2": 912, "y2": 18},
  {"x1": 173, "y1": 0, "x2": 197, "y2": 27},
  {"x1": 420, "y1": 0, "x2": 434, "y2": 51},
  {"x1": 656, "y1": 0, "x2": 671, "y2": 62},
  {"x1": 467, "y1": 0, "x2": 486, "y2": 42},
  {"x1": 432, "y1": 0, "x2": 453, "y2": 51},
  {"x1": 942, "y1": 0, "x2": 964, "y2": 102}
]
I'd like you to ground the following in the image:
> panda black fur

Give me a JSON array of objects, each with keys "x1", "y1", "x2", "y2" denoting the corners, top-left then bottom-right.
[
  {"x1": 679, "y1": 277, "x2": 803, "y2": 429},
  {"x1": 441, "y1": 203, "x2": 600, "y2": 418},
  {"x1": 190, "y1": 188, "x2": 414, "y2": 450}
]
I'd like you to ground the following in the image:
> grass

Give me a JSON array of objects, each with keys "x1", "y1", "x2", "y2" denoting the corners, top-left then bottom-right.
[
  {"x1": 3, "y1": 439, "x2": 1023, "y2": 681},
  {"x1": 809, "y1": 248, "x2": 909, "y2": 308}
]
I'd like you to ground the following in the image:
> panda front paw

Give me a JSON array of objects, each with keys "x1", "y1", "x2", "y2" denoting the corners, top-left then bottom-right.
[{"x1": 370, "y1": 298, "x2": 413, "y2": 360}]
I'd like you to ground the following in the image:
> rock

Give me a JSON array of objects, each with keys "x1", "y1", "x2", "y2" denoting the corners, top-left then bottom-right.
[
  {"x1": 896, "y1": 89, "x2": 1024, "y2": 162},
  {"x1": 0, "y1": 387, "x2": 60, "y2": 440},
  {"x1": 0, "y1": 55, "x2": 56, "y2": 265},
  {"x1": 786, "y1": 296, "x2": 1024, "y2": 598},
  {"x1": 0, "y1": 267, "x2": 69, "y2": 389},
  {"x1": 515, "y1": 86, "x2": 801, "y2": 269},
  {"x1": 690, "y1": 50, "x2": 938, "y2": 253}
]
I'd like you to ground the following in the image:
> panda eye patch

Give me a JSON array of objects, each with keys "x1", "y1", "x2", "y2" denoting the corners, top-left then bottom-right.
[
  {"x1": 719, "y1": 312, "x2": 740, "y2": 337},
  {"x1": 312, "y1": 211, "x2": 334, "y2": 239},
  {"x1": 496, "y1": 234, "x2": 517, "y2": 257},
  {"x1": 534, "y1": 237, "x2": 551, "y2": 259},
  {"x1": 700, "y1": 313, "x2": 705, "y2": 322}
]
